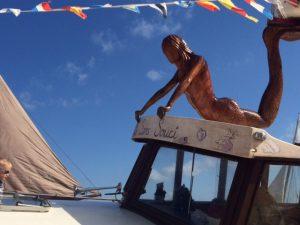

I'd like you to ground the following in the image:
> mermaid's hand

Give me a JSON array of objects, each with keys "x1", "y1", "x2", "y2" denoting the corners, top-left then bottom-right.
[
  {"x1": 157, "y1": 106, "x2": 171, "y2": 120},
  {"x1": 135, "y1": 110, "x2": 143, "y2": 123}
]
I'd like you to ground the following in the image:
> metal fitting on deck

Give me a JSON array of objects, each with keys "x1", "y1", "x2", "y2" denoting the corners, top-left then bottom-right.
[{"x1": 253, "y1": 132, "x2": 267, "y2": 141}]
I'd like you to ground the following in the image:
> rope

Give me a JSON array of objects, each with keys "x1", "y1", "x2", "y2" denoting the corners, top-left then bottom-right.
[
  {"x1": 39, "y1": 125, "x2": 97, "y2": 188},
  {"x1": 25, "y1": 109, "x2": 96, "y2": 188}
]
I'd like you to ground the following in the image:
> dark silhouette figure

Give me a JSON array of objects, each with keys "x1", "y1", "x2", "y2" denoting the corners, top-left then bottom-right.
[{"x1": 154, "y1": 182, "x2": 166, "y2": 203}]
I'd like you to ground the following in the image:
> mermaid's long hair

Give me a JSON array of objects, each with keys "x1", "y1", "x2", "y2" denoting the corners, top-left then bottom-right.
[{"x1": 162, "y1": 34, "x2": 193, "y2": 62}]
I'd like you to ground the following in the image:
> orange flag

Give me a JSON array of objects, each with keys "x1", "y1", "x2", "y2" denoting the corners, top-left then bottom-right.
[
  {"x1": 196, "y1": 1, "x2": 220, "y2": 11},
  {"x1": 63, "y1": 6, "x2": 87, "y2": 20}
]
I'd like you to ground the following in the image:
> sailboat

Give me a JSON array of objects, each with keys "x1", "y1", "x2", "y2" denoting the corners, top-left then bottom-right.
[
  {"x1": 1, "y1": 74, "x2": 300, "y2": 225},
  {"x1": 0, "y1": 75, "x2": 155, "y2": 224}
]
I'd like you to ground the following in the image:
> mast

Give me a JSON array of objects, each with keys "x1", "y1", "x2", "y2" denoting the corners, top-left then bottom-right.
[
  {"x1": 293, "y1": 113, "x2": 300, "y2": 146},
  {"x1": 283, "y1": 113, "x2": 300, "y2": 202},
  {"x1": 293, "y1": 113, "x2": 300, "y2": 203}
]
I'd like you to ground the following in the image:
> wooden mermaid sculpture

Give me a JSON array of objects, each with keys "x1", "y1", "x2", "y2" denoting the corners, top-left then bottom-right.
[{"x1": 135, "y1": 26, "x2": 285, "y2": 128}]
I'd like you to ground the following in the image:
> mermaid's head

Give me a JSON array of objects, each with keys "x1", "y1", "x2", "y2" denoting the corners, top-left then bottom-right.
[{"x1": 162, "y1": 35, "x2": 193, "y2": 66}]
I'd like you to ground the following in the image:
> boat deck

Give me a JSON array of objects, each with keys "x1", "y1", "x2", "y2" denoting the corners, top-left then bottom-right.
[{"x1": 0, "y1": 200, "x2": 155, "y2": 225}]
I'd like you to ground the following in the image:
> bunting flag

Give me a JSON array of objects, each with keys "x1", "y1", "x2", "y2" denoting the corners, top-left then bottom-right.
[
  {"x1": 102, "y1": 3, "x2": 113, "y2": 8},
  {"x1": 196, "y1": 1, "x2": 220, "y2": 11},
  {"x1": 245, "y1": 0, "x2": 273, "y2": 19},
  {"x1": 175, "y1": 1, "x2": 195, "y2": 8},
  {"x1": 218, "y1": 0, "x2": 258, "y2": 22},
  {"x1": 32, "y1": 2, "x2": 52, "y2": 12},
  {"x1": 122, "y1": 5, "x2": 140, "y2": 13},
  {"x1": 0, "y1": 0, "x2": 272, "y2": 23},
  {"x1": 63, "y1": 6, "x2": 87, "y2": 20},
  {"x1": 0, "y1": 8, "x2": 21, "y2": 17},
  {"x1": 149, "y1": 3, "x2": 168, "y2": 18}
]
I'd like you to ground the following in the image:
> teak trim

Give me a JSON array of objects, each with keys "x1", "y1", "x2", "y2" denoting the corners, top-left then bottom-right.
[
  {"x1": 226, "y1": 160, "x2": 265, "y2": 225},
  {"x1": 122, "y1": 143, "x2": 160, "y2": 205},
  {"x1": 123, "y1": 141, "x2": 300, "y2": 225}
]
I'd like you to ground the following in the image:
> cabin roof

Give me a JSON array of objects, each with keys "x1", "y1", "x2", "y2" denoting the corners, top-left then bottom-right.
[{"x1": 132, "y1": 116, "x2": 300, "y2": 160}]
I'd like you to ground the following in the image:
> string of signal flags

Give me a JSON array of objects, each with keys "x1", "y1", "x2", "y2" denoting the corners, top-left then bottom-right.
[{"x1": 0, "y1": 0, "x2": 297, "y2": 23}]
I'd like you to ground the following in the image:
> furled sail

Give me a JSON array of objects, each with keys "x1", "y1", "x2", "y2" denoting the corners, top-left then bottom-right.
[
  {"x1": 0, "y1": 75, "x2": 79, "y2": 197},
  {"x1": 268, "y1": 114, "x2": 300, "y2": 203}
]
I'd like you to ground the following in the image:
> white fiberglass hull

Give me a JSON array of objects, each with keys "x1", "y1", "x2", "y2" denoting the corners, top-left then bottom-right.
[{"x1": 0, "y1": 200, "x2": 155, "y2": 225}]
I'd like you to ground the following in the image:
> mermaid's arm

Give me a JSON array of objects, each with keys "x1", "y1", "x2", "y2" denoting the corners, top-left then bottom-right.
[
  {"x1": 156, "y1": 57, "x2": 205, "y2": 119},
  {"x1": 165, "y1": 57, "x2": 204, "y2": 109},
  {"x1": 135, "y1": 72, "x2": 179, "y2": 122}
]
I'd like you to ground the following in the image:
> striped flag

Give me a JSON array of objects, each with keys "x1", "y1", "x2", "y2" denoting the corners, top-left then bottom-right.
[
  {"x1": 149, "y1": 3, "x2": 168, "y2": 18},
  {"x1": 63, "y1": 6, "x2": 87, "y2": 20},
  {"x1": 0, "y1": 8, "x2": 21, "y2": 17},
  {"x1": 218, "y1": 0, "x2": 258, "y2": 22},
  {"x1": 245, "y1": 0, "x2": 273, "y2": 19},
  {"x1": 196, "y1": 1, "x2": 220, "y2": 11},
  {"x1": 32, "y1": 2, "x2": 52, "y2": 12},
  {"x1": 122, "y1": 5, "x2": 140, "y2": 13}
]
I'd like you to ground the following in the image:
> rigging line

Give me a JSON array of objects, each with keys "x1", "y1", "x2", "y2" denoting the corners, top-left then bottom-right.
[
  {"x1": 293, "y1": 113, "x2": 300, "y2": 144},
  {"x1": 23, "y1": 107, "x2": 96, "y2": 188},
  {"x1": 37, "y1": 125, "x2": 97, "y2": 188}
]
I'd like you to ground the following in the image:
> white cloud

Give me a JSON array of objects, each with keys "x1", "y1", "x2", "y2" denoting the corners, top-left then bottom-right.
[
  {"x1": 131, "y1": 19, "x2": 182, "y2": 39},
  {"x1": 78, "y1": 73, "x2": 88, "y2": 85},
  {"x1": 30, "y1": 77, "x2": 53, "y2": 92},
  {"x1": 159, "y1": 22, "x2": 182, "y2": 35},
  {"x1": 51, "y1": 97, "x2": 86, "y2": 108},
  {"x1": 91, "y1": 30, "x2": 123, "y2": 53},
  {"x1": 19, "y1": 91, "x2": 44, "y2": 111},
  {"x1": 87, "y1": 56, "x2": 96, "y2": 69},
  {"x1": 163, "y1": 164, "x2": 175, "y2": 175},
  {"x1": 65, "y1": 62, "x2": 81, "y2": 75},
  {"x1": 63, "y1": 62, "x2": 89, "y2": 85},
  {"x1": 150, "y1": 169, "x2": 167, "y2": 182},
  {"x1": 161, "y1": 157, "x2": 217, "y2": 178},
  {"x1": 146, "y1": 70, "x2": 163, "y2": 81},
  {"x1": 131, "y1": 20, "x2": 155, "y2": 39}
]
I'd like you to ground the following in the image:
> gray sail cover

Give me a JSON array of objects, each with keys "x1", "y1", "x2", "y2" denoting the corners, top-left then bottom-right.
[
  {"x1": 295, "y1": 114, "x2": 300, "y2": 146},
  {"x1": 0, "y1": 76, "x2": 79, "y2": 197}
]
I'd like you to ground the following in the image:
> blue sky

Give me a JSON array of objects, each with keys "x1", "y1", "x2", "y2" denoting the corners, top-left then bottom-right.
[{"x1": 0, "y1": 0, "x2": 299, "y2": 188}]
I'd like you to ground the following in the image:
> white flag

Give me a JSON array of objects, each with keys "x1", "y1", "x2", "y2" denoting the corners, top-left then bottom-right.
[
  {"x1": 149, "y1": 3, "x2": 167, "y2": 18},
  {"x1": 122, "y1": 5, "x2": 140, "y2": 13},
  {"x1": 0, "y1": 8, "x2": 21, "y2": 17},
  {"x1": 102, "y1": 3, "x2": 113, "y2": 8}
]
